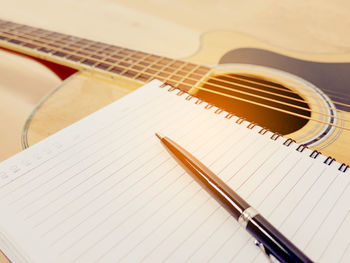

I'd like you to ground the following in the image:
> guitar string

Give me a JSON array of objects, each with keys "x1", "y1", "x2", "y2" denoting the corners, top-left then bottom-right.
[
  {"x1": 0, "y1": 30, "x2": 348, "y2": 131},
  {"x1": 0, "y1": 29, "x2": 348, "y2": 117},
  {"x1": 0, "y1": 31, "x2": 350, "y2": 130},
  {"x1": 0, "y1": 27, "x2": 347, "y2": 117},
  {"x1": 1, "y1": 26, "x2": 350, "y2": 115},
  {"x1": 220, "y1": 73, "x2": 350, "y2": 105},
  {"x1": 218, "y1": 74, "x2": 350, "y2": 108},
  {"x1": 190, "y1": 85, "x2": 350, "y2": 131},
  {"x1": 23, "y1": 27, "x2": 350, "y2": 109},
  {"x1": 1, "y1": 22, "x2": 350, "y2": 107},
  {"x1": 210, "y1": 73, "x2": 350, "y2": 108},
  {"x1": 1, "y1": 21, "x2": 350, "y2": 108},
  {"x1": 3, "y1": 26, "x2": 350, "y2": 113}
]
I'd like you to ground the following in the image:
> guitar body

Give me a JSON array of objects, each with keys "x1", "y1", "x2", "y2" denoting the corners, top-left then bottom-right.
[{"x1": 23, "y1": 31, "x2": 350, "y2": 163}]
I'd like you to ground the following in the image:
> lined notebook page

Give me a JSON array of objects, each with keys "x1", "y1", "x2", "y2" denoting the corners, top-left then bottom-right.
[{"x1": 0, "y1": 79, "x2": 350, "y2": 263}]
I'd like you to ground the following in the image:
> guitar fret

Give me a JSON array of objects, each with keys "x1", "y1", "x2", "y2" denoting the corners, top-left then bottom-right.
[
  {"x1": 77, "y1": 50, "x2": 92, "y2": 56},
  {"x1": 35, "y1": 31, "x2": 73, "y2": 58},
  {"x1": 47, "y1": 42, "x2": 60, "y2": 48},
  {"x1": 77, "y1": 40, "x2": 105, "y2": 66},
  {"x1": 105, "y1": 57, "x2": 118, "y2": 63},
  {"x1": 0, "y1": 20, "x2": 209, "y2": 85},
  {"x1": 150, "y1": 59, "x2": 178, "y2": 83},
  {"x1": 188, "y1": 72, "x2": 205, "y2": 80},
  {"x1": 184, "y1": 66, "x2": 210, "y2": 88},
  {"x1": 119, "y1": 50, "x2": 131, "y2": 56},
  {"x1": 50, "y1": 32, "x2": 67, "y2": 40},
  {"x1": 132, "y1": 54, "x2": 164, "y2": 82},
  {"x1": 66, "y1": 55, "x2": 85, "y2": 63},
  {"x1": 67, "y1": 55, "x2": 83, "y2": 62},
  {"x1": 111, "y1": 54, "x2": 123, "y2": 60},
  {"x1": 37, "y1": 47, "x2": 53, "y2": 53},
  {"x1": 90, "y1": 43, "x2": 105, "y2": 49},
  {"x1": 84, "y1": 47, "x2": 98, "y2": 52},
  {"x1": 194, "y1": 66, "x2": 210, "y2": 74},
  {"x1": 109, "y1": 66, "x2": 125, "y2": 74},
  {"x1": 138, "y1": 61, "x2": 149, "y2": 67},
  {"x1": 106, "y1": 49, "x2": 141, "y2": 77},
  {"x1": 61, "y1": 35, "x2": 81, "y2": 44},
  {"x1": 163, "y1": 62, "x2": 199, "y2": 91},
  {"x1": 0, "y1": 32, "x2": 27, "y2": 47},
  {"x1": 23, "y1": 43, "x2": 39, "y2": 49},
  {"x1": 3, "y1": 26, "x2": 73, "y2": 60},
  {"x1": 93, "y1": 46, "x2": 125, "y2": 71},
  {"x1": 144, "y1": 68, "x2": 157, "y2": 74},
  {"x1": 8, "y1": 38, "x2": 23, "y2": 45},
  {"x1": 99, "y1": 47, "x2": 123, "y2": 62},
  {"x1": 128, "y1": 52, "x2": 154, "y2": 77},
  {"x1": 130, "y1": 52, "x2": 144, "y2": 59},
  {"x1": 81, "y1": 58, "x2": 98, "y2": 66},
  {"x1": 95, "y1": 62, "x2": 111, "y2": 70},
  {"x1": 118, "y1": 61, "x2": 131, "y2": 67},
  {"x1": 91, "y1": 54, "x2": 103, "y2": 59},
  {"x1": 182, "y1": 78, "x2": 197, "y2": 85},
  {"x1": 131, "y1": 65, "x2": 143, "y2": 71},
  {"x1": 53, "y1": 51, "x2": 68, "y2": 57},
  {"x1": 62, "y1": 47, "x2": 75, "y2": 52},
  {"x1": 143, "y1": 54, "x2": 161, "y2": 62},
  {"x1": 103, "y1": 46, "x2": 119, "y2": 53},
  {"x1": 159, "y1": 58, "x2": 173, "y2": 65},
  {"x1": 123, "y1": 69, "x2": 138, "y2": 78},
  {"x1": 162, "y1": 61, "x2": 182, "y2": 75},
  {"x1": 30, "y1": 29, "x2": 48, "y2": 40},
  {"x1": 173, "y1": 69, "x2": 190, "y2": 77}
]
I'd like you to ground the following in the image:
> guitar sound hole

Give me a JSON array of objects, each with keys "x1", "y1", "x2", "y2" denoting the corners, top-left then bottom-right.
[{"x1": 197, "y1": 73, "x2": 310, "y2": 135}]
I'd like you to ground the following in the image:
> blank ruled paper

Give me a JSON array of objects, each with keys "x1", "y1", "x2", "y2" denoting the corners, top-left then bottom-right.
[{"x1": 0, "y1": 79, "x2": 349, "y2": 262}]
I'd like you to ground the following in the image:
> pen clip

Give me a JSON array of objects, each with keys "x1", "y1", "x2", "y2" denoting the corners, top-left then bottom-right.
[{"x1": 254, "y1": 240, "x2": 274, "y2": 263}]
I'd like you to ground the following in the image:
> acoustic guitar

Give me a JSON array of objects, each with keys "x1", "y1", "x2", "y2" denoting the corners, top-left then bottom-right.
[{"x1": 0, "y1": 19, "x2": 349, "y2": 165}]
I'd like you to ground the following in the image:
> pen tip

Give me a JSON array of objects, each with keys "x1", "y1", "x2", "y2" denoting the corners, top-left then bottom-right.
[{"x1": 155, "y1": 133, "x2": 163, "y2": 140}]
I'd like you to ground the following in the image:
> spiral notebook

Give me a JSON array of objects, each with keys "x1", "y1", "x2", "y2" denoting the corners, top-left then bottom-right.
[{"x1": 0, "y1": 79, "x2": 350, "y2": 263}]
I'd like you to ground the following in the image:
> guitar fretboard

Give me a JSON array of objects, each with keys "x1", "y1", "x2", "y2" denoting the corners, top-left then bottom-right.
[{"x1": 0, "y1": 19, "x2": 210, "y2": 91}]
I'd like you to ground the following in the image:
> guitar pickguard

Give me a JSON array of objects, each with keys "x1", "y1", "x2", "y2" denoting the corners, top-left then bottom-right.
[{"x1": 219, "y1": 48, "x2": 350, "y2": 112}]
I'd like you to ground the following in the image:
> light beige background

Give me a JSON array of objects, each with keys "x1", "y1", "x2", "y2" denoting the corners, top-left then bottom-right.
[{"x1": 0, "y1": 0, "x2": 350, "y2": 261}]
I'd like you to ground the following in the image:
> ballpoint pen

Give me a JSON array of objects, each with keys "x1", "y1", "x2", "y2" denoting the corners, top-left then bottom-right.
[{"x1": 156, "y1": 133, "x2": 313, "y2": 263}]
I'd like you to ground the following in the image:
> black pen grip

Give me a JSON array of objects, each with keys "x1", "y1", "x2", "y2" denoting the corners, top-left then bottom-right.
[{"x1": 247, "y1": 215, "x2": 314, "y2": 263}]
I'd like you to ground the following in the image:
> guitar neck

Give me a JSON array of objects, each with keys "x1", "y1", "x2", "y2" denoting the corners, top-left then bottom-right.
[{"x1": 0, "y1": 19, "x2": 209, "y2": 91}]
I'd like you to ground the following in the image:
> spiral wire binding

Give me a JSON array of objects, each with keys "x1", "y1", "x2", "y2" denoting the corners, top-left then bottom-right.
[
  {"x1": 205, "y1": 104, "x2": 214, "y2": 110},
  {"x1": 162, "y1": 83, "x2": 349, "y2": 173},
  {"x1": 236, "y1": 118, "x2": 245, "y2": 125},
  {"x1": 283, "y1": 138, "x2": 296, "y2": 147},
  {"x1": 310, "y1": 150, "x2": 321, "y2": 159},
  {"x1": 296, "y1": 144, "x2": 308, "y2": 153},
  {"x1": 258, "y1": 128, "x2": 268, "y2": 135},
  {"x1": 324, "y1": 156, "x2": 335, "y2": 166},
  {"x1": 185, "y1": 95, "x2": 193, "y2": 101},
  {"x1": 225, "y1": 113, "x2": 234, "y2": 120},
  {"x1": 195, "y1": 99, "x2": 203, "y2": 105},
  {"x1": 247, "y1": 123, "x2": 256, "y2": 129},
  {"x1": 271, "y1": 133, "x2": 281, "y2": 141},
  {"x1": 2, "y1": 81, "x2": 347, "y2": 184}
]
